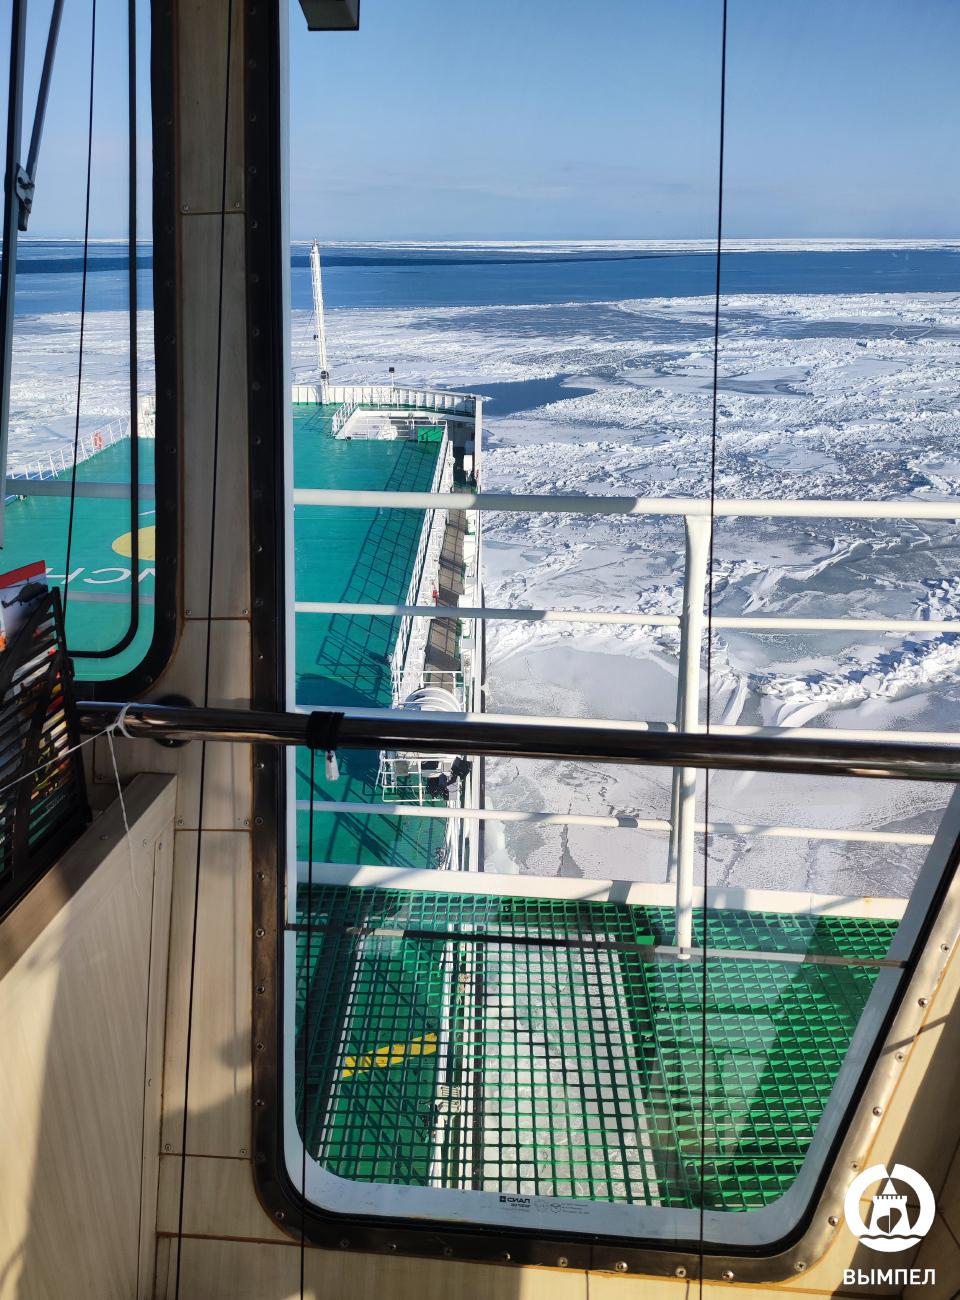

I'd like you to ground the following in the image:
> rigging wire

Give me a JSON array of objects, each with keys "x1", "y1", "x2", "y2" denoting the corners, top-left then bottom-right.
[
  {"x1": 73, "y1": 0, "x2": 140, "y2": 659},
  {"x1": 118, "y1": 2, "x2": 149, "y2": 1254},
  {"x1": 173, "y1": 0, "x2": 234, "y2": 1292},
  {"x1": 62, "y1": 0, "x2": 98, "y2": 617},
  {"x1": 300, "y1": 748, "x2": 317, "y2": 1300},
  {"x1": 699, "y1": 0, "x2": 728, "y2": 1290}
]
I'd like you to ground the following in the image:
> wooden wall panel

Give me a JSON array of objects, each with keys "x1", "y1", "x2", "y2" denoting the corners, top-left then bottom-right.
[
  {"x1": 0, "y1": 776, "x2": 176, "y2": 1300},
  {"x1": 138, "y1": 830, "x2": 177, "y2": 1300},
  {"x1": 156, "y1": 1153, "x2": 289, "y2": 1242},
  {"x1": 154, "y1": 1236, "x2": 591, "y2": 1300},
  {"x1": 161, "y1": 830, "x2": 252, "y2": 1158},
  {"x1": 180, "y1": 212, "x2": 250, "y2": 619},
  {"x1": 930, "y1": 1133, "x2": 960, "y2": 1257},
  {"x1": 177, "y1": 0, "x2": 245, "y2": 213},
  {"x1": 908, "y1": 1216, "x2": 960, "y2": 1300},
  {"x1": 91, "y1": 619, "x2": 253, "y2": 832}
]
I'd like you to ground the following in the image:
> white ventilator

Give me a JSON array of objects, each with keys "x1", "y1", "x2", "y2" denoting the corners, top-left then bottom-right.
[{"x1": 310, "y1": 238, "x2": 329, "y2": 399}]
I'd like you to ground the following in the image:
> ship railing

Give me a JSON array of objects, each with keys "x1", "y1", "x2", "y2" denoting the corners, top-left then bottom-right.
[
  {"x1": 292, "y1": 381, "x2": 478, "y2": 417},
  {"x1": 389, "y1": 436, "x2": 454, "y2": 703},
  {"x1": 330, "y1": 398, "x2": 358, "y2": 436},
  {"x1": 376, "y1": 752, "x2": 462, "y2": 806},
  {"x1": 293, "y1": 487, "x2": 960, "y2": 946},
  {"x1": 374, "y1": 753, "x2": 465, "y2": 869},
  {"x1": 6, "y1": 414, "x2": 145, "y2": 483}
]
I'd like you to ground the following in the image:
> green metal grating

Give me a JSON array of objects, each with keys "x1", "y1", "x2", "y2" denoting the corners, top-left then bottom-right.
[{"x1": 294, "y1": 886, "x2": 898, "y2": 1212}]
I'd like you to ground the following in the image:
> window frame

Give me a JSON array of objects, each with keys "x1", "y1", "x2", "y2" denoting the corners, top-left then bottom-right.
[
  {"x1": 255, "y1": 791, "x2": 960, "y2": 1277},
  {"x1": 73, "y1": 0, "x2": 180, "y2": 701},
  {"x1": 248, "y1": 0, "x2": 960, "y2": 1278}
]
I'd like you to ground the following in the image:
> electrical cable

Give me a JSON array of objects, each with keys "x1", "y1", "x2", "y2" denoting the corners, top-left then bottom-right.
[
  {"x1": 699, "y1": 1, "x2": 728, "y2": 1292},
  {"x1": 173, "y1": 0, "x2": 233, "y2": 1292},
  {"x1": 300, "y1": 747, "x2": 317, "y2": 1300},
  {"x1": 62, "y1": 0, "x2": 97, "y2": 619}
]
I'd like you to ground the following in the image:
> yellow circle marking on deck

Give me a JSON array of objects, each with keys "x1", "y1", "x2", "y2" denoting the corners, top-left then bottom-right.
[{"x1": 112, "y1": 525, "x2": 155, "y2": 560}]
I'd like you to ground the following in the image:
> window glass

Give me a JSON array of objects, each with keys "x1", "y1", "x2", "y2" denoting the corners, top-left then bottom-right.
[
  {"x1": 287, "y1": 0, "x2": 960, "y2": 1249},
  {"x1": 0, "y1": 0, "x2": 155, "y2": 680}
]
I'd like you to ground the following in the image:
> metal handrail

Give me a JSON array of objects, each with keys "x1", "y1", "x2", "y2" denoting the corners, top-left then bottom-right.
[
  {"x1": 75, "y1": 700, "x2": 960, "y2": 782},
  {"x1": 323, "y1": 383, "x2": 478, "y2": 414},
  {"x1": 330, "y1": 398, "x2": 357, "y2": 435}
]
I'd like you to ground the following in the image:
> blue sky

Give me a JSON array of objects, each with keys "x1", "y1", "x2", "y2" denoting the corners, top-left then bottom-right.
[
  {"x1": 0, "y1": 0, "x2": 151, "y2": 239},
  {"x1": 289, "y1": 0, "x2": 960, "y2": 240},
  {"x1": 2, "y1": 0, "x2": 958, "y2": 240}
]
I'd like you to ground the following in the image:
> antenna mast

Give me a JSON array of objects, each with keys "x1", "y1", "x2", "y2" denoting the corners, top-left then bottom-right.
[{"x1": 310, "y1": 237, "x2": 329, "y2": 401}]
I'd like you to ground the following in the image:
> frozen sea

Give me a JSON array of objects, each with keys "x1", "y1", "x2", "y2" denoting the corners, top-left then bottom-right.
[
  {"x1": 293, "y1": 241, "x2": 960, "y2": 897},
  {"x1": 13, "y1": 237, "x2": 960, "y2": 895}
]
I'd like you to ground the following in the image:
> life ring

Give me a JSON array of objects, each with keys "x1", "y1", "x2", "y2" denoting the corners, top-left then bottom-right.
[{"x1": 93, "y1": 432, "x2": 103, "y2": 451}]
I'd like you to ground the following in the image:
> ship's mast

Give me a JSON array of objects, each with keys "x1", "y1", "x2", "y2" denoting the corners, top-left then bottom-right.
[{"x1": 310, "y1": 237, "x2": 328, "y2": 400}]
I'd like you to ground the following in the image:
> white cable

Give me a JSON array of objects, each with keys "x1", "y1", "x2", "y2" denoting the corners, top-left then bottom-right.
[
  {"x1": 107, "y1": 705, "x2": 138, "y2": 895},
  {"x1": 0, "y1": 728, "x2": 103, "y2": 803},
  {"x1": 115, "y1": 701, "x2": 137, "y2": 739}
]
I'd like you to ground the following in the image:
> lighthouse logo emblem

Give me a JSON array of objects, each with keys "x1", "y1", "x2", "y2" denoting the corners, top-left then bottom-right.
[{"x1": 843, "y1": 1164, "x2": 935, "y2": 1252}]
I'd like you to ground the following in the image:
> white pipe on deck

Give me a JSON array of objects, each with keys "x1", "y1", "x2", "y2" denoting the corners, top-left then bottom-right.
[
  {"x1": 292, "y1": 488, "x2": 960, "y2": 521},
  {"x1": 294, "y1": 600, "x2": 960, "y2": 635},
  {"x1": 294, "y1": 800, "x2": 934, "y2": 845}
]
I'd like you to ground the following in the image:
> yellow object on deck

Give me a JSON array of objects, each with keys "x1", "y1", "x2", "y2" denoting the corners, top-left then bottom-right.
[
  {"x1": 342, "y1": 1032, "x2": 438, "y2": 1079},
  {"x1": 112, "y1": 525, "x2": 156, "y2": 560}
]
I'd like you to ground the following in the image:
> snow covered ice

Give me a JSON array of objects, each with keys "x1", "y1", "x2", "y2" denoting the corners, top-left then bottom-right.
[
  {"x1": 295, "y1": 287, "x2": 960, "y2": 897},
  {"x1": 6, "y1": 310, "x2": 154, "y2": 466}
]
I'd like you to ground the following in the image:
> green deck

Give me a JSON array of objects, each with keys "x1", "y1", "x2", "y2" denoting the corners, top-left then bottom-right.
[
  {"x1": 295, "y1": 885, "x2": 897, "y2": 1210},
  {"x1": 1, "y1": 438, "x2": 155, "y2": 679},
  {"x1": 293, "y1": 403, "x2": 447, "y2": 869}
]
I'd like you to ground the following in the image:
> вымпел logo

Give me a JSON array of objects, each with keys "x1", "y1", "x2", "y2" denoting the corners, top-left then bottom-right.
[{"x1": 843, "y1": 1164, "x2": 935, "y2": 1252}]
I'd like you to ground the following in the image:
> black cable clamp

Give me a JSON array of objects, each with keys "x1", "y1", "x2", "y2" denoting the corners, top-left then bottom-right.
[{"x1": 304, "y1": 710, "x2": 344, "y2": 782}]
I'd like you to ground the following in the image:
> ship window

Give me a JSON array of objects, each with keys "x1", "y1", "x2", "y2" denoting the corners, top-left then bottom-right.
[
  {"x1": 283, "y1": 0, "x2": 960, "y2": 1263},
  {"x1": 0, "y1": 0, "x2": 160, "y2": 685}
]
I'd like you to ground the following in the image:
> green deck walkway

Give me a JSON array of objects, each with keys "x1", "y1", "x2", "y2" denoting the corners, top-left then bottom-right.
[
  {"x1": 293, "y1": 403, "x2": 447, "y2": 870},
  {"x1": 1, "y1": 438, "x2": 155, "y2": 680},
  {"x1": 295, "y1": 885, "x2": 897, "y2": 1211}
]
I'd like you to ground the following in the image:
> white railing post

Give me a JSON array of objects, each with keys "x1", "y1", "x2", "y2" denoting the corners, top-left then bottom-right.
[
  {"x1": 668, "y1": 513, "x2": 711, "y2": 950},
  {"x1": 473, "y1": 396, "x2": 482, "y2": 485}
]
